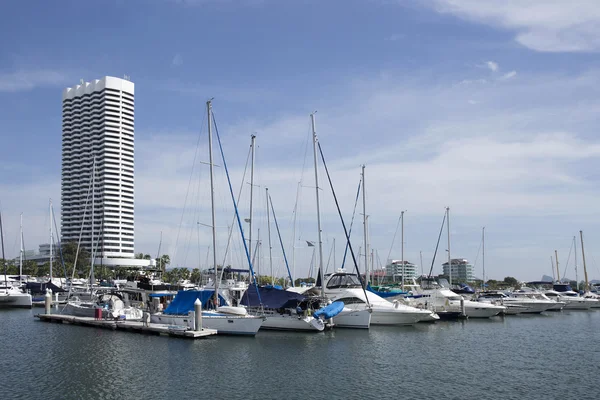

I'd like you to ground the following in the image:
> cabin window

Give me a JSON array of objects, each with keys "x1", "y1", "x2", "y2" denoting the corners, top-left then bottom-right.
[{"x1": 337, "y1": 297, "x2": 365, "y2": 305}]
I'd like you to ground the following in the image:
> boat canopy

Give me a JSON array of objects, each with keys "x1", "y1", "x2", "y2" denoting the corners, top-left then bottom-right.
[
  {"x1": 366, "y1": 284, "x2": 405, "y2": 298},
  {"x1": 240, "y1": 284, "x2": 306, "y2": 309},
  {"x1": 25, "y1": 281, "x2": 67, "y2": 294},
  {"x1": 163, "y1": 290, "x2": 226, "y2": 315}
]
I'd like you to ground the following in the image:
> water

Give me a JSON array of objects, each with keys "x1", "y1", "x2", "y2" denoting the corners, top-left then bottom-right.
[{"x1": 2, "y1": 309, "x2": 599, "y2": 399}]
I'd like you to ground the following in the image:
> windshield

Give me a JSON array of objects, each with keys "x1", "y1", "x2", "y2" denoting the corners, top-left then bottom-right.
[{"x1": 326, "y1": 274, "x2": 362, "y2": 289}]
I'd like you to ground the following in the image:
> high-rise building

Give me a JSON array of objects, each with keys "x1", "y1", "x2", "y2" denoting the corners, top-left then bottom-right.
[
  {"x1": 385, "y1": 260, "x2": 418, "y2": 281},
  {"x1": 61, "y1": 76, "x2": 135, "y2": 260},
  {"x1": 442, "y1": 258, "x2": 474, "y2": 282}
]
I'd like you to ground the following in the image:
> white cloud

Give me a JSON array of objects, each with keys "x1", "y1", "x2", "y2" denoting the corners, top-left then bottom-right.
[
  {"x1": 500, "y1": 70, "x2": 517, "y2": 80},
  {"x1": 485, "y1": 60, "x2": 499, "y2": 72},
  {"x1": 172, "y1": 53, "x2": 183, "y2": 67},
  {"x1": 429, "y1": 0, "x2": 600, "y2": 52},
  {"x1": 0, "y1": 69, "x2": 70, "y2": 92}
]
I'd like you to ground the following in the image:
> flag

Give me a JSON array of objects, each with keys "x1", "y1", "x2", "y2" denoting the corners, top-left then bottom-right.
[{"x1": 306, "y1": 241, "x2": 315, "y2": 247}]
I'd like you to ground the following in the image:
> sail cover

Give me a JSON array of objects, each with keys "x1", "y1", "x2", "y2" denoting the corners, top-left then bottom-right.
[
  {"x1": 163, "y1": 290, "x2": 227, "y2": 315},
  {"x1": 240, "y1": 284, "x2": 307, "y2": 309}
]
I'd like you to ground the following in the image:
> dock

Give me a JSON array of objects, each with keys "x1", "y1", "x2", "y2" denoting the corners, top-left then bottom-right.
[{"x1": 36, "y1": 314, "x2": 218, "y2": 339}]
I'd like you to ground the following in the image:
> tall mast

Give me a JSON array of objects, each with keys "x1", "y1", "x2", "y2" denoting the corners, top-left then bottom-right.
[
  {"x1": 49, "y1": 199, "x2": 53, "y2": 282},
  {"x1": 248, "y1": 134, "x2": 256, "y2": 266},
  {"x1": 90, "y1": 157, "x2": 96, "y2": 285},
  {"x1": 20, "y1": 213, "x2": 23, "y2": 283},
  {"x1": 207, "y1": 100, "x2": 219, "y2": 307},
  {"x1": 420, "y1": 250, "x2": 424, "y2": 277},
  {"x1": 555, "y1": 250, "x2": 560, "y2": 282},
  {"x1": 291, "y1": 181, "x2": 300, "y2": 284},
  {"x1": 401, "y1": 210, "x2": 405, "y2": 291},
  {"x1": 580, "y1": 230, "x2": 589, "y2": 292},
  {"x1": 0, "y1": 209, "x2": 6, "y2": 284},
  {"x1": 447, "y1": 207, "x2": 451, "y2": 286},
  {"x1": 550, "y1": 256, "x2": 555, "y2": 281},
  {"x1": 362, "y1": 165, "x2": 368, "y2": 287},
  {"x1": 574, "y1": 235, "x2": 579, "y2": 291},
  {"x1": 482, "y1": 226, "x2": 485, "y2": 290},
  {"x1": 311, "y1": 113, "x2": 325, "y2": 296},
  {"x1": 266, "y1": 187, "x2": 273, "y2": 286}
]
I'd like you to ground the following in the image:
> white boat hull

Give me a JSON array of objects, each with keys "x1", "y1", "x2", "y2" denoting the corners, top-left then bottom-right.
[
  {"x1": 261, "y1": 314, "x2": 324, "y2": 331},
  {"x1": 563, "y1": 299, "x2": 596, "y2": 310},
  {"x1": 333, "y1": 308, "x2": 371, "y2": 329},
  {"x1": 0, "y1": 292, "x2": 32, "y2": 308},
  {"x1": 151, "y1": 313, "x2": 264, "y2": 336}
]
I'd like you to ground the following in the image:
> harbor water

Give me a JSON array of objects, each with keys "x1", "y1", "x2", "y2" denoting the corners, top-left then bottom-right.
[{"x1": 1, "y1": 309, "x2": 599, "y2": 399}]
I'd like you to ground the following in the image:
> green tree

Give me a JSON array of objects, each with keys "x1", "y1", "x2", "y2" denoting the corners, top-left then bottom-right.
[
  {"x1": 190, "y1": 268, "x2": 201, "y2": 284},
  {"x1": 23, "y1": 260, "x2": 38, "y2": 276},
  {"x1": 503, "y1": 276, "x2": 520, "y2": 288},
  {"x1": 155, "y1": 254, "x2": 171, "y2": 273}
]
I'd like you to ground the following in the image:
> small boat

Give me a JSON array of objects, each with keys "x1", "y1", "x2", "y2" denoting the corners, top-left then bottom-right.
[{"x1": 62, "y1": 293, "x2": 143, "y2": 320}]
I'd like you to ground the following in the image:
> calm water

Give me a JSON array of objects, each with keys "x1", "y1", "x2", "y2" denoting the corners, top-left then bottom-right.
[{"x1": 1, "y1": 309, "x2": 599, "y2": 399}]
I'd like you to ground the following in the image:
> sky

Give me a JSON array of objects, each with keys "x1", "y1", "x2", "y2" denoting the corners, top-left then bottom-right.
[{"x1": 1, "y1": 0, "x2": 600, "y2": 282}]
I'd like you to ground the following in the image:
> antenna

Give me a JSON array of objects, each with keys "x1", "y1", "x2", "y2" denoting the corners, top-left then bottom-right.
[{"x1": 123, "y1": 74, "x2": 130, "y2": 81}]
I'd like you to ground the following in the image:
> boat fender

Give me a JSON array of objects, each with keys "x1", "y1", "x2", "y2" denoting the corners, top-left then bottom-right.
[{"x1": 393, "y1": 300, "x2": 399, "y2": 309}]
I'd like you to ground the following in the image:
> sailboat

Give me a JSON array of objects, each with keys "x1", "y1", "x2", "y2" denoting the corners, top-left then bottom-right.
[
  {"x1": 151, "y1": 100, "x2": 264, "y2": 335},
  {"x1": 0, "y1": 211, "x2": 32, "y2": 308}
]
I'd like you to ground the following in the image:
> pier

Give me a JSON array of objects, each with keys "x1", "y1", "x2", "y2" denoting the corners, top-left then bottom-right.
[{"x1": 35, "y1": 314, "x2": 217, "y2": 339}]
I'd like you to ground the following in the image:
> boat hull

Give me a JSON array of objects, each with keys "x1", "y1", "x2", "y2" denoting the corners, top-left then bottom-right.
[
  {"x1": 260, "y1": 314, "x2": 324, "y2": 331},
  {"x1": 151, "y1": 313, "x2": 264, "y2": 336},
  {"x1": 333, "y1": 309, "x2": 371, "y2": 329},
  {"x1": 0, "y1": 292, "x2": 32, "y2": 308}
]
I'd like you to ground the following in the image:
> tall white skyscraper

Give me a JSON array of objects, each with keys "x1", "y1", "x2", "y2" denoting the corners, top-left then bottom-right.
[{"x1": 61, "y1": 76, "x2": 135, "y2": 260}]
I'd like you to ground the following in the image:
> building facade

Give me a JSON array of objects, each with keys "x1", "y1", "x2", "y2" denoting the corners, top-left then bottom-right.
[
  {"x1": 385, "y1": 260, "x2": 418, "y2": 281},
  {"x1": 442, "y1": 258, "x2": 474, "y2": 282},
  {"x1": 61, "y1": 77, "x2": 135, "y2": 260}
]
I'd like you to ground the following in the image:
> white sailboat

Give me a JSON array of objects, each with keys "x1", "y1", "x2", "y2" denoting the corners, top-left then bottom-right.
[
  {"x1": 0, "y1": 210, "x2": 32, "y2": 309},
  {"x1": 151, "y1": 100, "x2": 264, "y2": 335}
]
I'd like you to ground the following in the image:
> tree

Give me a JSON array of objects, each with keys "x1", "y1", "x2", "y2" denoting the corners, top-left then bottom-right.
[
  {"x1": 503, "y1": 276, "x2": 520, "y2": 288},
  {"x1": 59, "y1": 241, "x2": 91, "y2": 276},
  {"x1": 155, "y1": 254, "x2": 170, "y2": 273},
  {"x1": 190, "y1": 268, "x2": 201, "y2": 284}
]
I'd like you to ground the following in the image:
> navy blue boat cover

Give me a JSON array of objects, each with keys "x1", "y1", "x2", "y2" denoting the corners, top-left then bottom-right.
[
  {"x1": 240, "y1": 284, "x2": 306, "y2": 309},
  {"x1": 163, "y1": 290, "x2": 227, "y2": 315}
]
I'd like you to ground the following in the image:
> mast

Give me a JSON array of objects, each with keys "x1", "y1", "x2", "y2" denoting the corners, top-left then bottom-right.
[
  {"x1": 574, "y1": 235, "x2": 579, "y2": 291},
  {"x1": 482, "y1": 226, "x2": 485, "y2": 290},
  {"x1": 248, "y1": 134, "x2": 256, "y2": 267},
  {"x1": 362, "y1": 165, "x2": 368, "y2": 287},
  {"x1": 291, "y1": 182, "x2": 300, "y2": 284},
  {"x1": 580, "y1": 230, "x2": 589, "y2": 292},
  {"x1": 20, "y1": 213, "x2": 23, "y2": 283},
  {"x1": 49, "y1": 199, "x2": 53, "y2": 282},
  {"x1": 311, "y1": 113, "x2": 325, "y2": 296},
  {"x1": 207, "y1": 100, "x2": 219, "y2": 307},
  {"x1": 401, "y1": 210, "x2": 405, "y2": 291},
  {"x1": 447, "y1": 207, "x2": 451, "y2": 286},
  {"x1": 266, "y1": 188, "x2": 273, "y2": 286},
  {"x1": 0, "y1": 209, "x2": 6, "y2": 284},
  {"x1": 550, "y1": 256, "x2": 555, "y2": 282},
  {"x1": 90, "y1": 157, "x2": 96, "y2": 285},
  {"x1": 420, "y1": 250, "x2": 424, "y2": 277},
  {"x1": 555, "y1": 249, "x2": 560, "y2": 282}
]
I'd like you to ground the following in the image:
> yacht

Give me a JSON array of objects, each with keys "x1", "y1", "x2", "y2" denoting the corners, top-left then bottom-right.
[
  {"x1": 0, "y1": 280, "x2": 32, "y2": 309},
  {"x1": 476, "y1": 291, "x2": 526, "y2": 315},
  {"x1": 318, "y1": 271, "x2": 437, "y2": 325},
  {"x1": 150, "y1": 290, "x2": 265, "y2": 336},
  {"x1": 62, "y1": 292, "x2": 143, "y2": 320},
  {"x1": 545, "y1": 285, "x2": 597, "y2": 310},
  {"x1": 478, "y1": 290, "x2": 555, "y2": 314},
  {"x1": 410, "y1": 278, "x2": 505, "y2": 318},
  {"x1": 240, "y1": 284, "x2": 332, "y2": 332}
]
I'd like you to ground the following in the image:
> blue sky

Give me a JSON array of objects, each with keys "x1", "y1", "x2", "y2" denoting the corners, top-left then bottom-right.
[{"x1": 1, "y1": 0, "x2": 600, "y2": 282}]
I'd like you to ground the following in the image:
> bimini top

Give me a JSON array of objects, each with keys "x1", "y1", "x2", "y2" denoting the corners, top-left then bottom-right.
[
  {"x1": 163, "y1": 290, "x2": 227, "y2": 315},
  {"x1": 240, "y1": 284, "x2": 307, "y2": 309}
]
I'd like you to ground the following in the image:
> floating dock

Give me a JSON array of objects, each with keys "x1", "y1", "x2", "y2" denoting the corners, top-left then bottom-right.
[{"x1": 36, "y1": 314, "x2": 217, "y2": 339}]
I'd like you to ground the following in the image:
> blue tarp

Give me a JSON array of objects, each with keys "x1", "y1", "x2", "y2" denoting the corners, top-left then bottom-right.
[
  {"x1": 240, "y1": 284, "x2": 306, "y2": 309},
  {"x1": 163, "y1": 290, "x2": 227, "y2": 315},
  {"x1": 313, "y1": 301, "x2": 344, "y2": 319},
  {"x1": 366, "y1": 284, "x2": 407, "y2": 299},
  {"x1": 148, "y1": 293, "x2": 175, "y2": 298}
]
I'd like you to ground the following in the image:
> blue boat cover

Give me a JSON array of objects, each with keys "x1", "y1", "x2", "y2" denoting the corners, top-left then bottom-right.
[
  {"x1": 313, "y1": 301, "x2": 344, "y2": 319},
  {"x1": 366, "y1": 284, "x2": 407, "y2": 298},
  {"x1": 148, "y1": 293, "x2": 175, "y2": 298},
  {"x1": 240, "y1": 284, "x2": 306, "y2": 309},
  {"x1": 163, "y1": 290, "x2": 227, "y2": 315}
]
